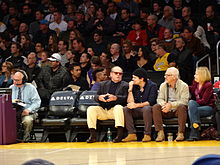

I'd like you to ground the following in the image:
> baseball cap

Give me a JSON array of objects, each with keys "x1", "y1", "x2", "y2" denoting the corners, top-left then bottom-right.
[
  {"x1": 48, "y1": 53, "x2": 62, "y2": 62},
  {"x1": 39, "y1": 19, "x2": 49, "y2": 25}
]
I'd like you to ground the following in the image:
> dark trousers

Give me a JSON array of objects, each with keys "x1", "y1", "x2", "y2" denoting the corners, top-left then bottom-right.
[
  {"x1": 152, "y1": 104, "x2": 187, "y2": 133},
  {"x1": 216, "y1": 112, "x2": 220, "y2": 136},
  {"x1": 123, "y1": 106, "x2": 152, "y2": 135}
]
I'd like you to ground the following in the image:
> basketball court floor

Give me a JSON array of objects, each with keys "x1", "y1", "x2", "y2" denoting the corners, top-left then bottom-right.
[{"x1": 1, "y1": 141, "x2": 220, "y2": 165}]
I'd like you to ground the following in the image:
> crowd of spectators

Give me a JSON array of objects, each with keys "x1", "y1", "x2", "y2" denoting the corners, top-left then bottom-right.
[{"x1": 0, "y1": 0, "x2": 220, "y2": 103}]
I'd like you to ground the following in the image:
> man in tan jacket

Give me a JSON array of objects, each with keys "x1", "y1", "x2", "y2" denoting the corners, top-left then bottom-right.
[{"x1": 152, "y1": 67, "x2": 189, "y2": 142}]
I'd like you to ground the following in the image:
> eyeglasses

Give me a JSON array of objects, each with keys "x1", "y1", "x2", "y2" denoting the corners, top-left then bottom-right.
[
  {"x1": 113, "y1": 72, "x2": 123, "y2": 76},
  {"x1": 165, "y1": 74, "x2": 173, "y2": 77}
]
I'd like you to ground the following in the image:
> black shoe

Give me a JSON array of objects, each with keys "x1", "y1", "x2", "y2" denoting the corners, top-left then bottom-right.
[
  {"x1": 86, "y1": 136, "x2": 96, "y2": 143},
  {"x1": 113, "y1": 136, "x2": 122, "y2": 143},
  {"x1": 186, "y1": 137, "x2": 199, "y2": 141},
  {"x1": 216, "y1": 137, "x2": 220, "y2": 141}
]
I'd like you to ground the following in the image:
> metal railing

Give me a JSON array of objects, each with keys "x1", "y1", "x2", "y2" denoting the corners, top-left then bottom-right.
[
  {"x1": 216, "y1": 40, "x2": 220, "y2": 75},
  {"x1": 196, "y1": 53, "x2": 211, "y2": 73}
]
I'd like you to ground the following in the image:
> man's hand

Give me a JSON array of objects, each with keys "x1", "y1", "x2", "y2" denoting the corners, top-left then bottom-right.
[
  {"x1": 98, "y1": 94, "x2": 108, "y2": 102},
  {"x1": 22, "y1": 109, "x2": 30, "y2": 116},
  {"x1": 106, "y1": 94, "x2": 117, "y2": 102},
  {"x1": 128, "y1": 81, "x2": 134, "y2": 91},
  {"x1": 127, "y1": 102, "x2": 137, "y2": 109},
  {"x1": 162, "y1": 103, "x2": 172, "y2": 113}
]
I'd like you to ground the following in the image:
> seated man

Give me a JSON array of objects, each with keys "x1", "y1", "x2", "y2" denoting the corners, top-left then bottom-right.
[
  {"x1": 86, "y1": 66, "x2": 128, "y2": 143},
  {"x1": 152, "y1": 67, "x2": 189, "y2": 142},
  {"x1": 10, "y1": 70, "x2": 41, "y2": 141},
  {"x1": 122, "y1": 68, "x2": 157, "y2": 142}
]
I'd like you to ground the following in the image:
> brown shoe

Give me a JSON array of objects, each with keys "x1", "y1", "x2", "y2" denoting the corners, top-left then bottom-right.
[
  {"x1": 155, "y1": 130, "x2": 165, "y2": 142},
  {"x1": 175, "y1": 132, "x2": 184, "y2": 141},
  {"x1": 142, "y1": 134, "x2": 151, "y2": 142},
  {"x1": 122, "y1": 134, "x2": 137, "y2": 142}
]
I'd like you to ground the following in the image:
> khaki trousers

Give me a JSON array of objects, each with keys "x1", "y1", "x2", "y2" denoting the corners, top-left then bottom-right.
[{"x1": 87, "y1": 105, "x2": 124, "y2": 129}]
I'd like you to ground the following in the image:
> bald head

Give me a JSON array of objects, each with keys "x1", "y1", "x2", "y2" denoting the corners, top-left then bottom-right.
[{"x1": 13, "y1": 71, "x2": 24, "y2": 87}]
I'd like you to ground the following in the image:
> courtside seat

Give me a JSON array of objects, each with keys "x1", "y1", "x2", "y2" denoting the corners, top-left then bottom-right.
[
  {"x1": 69, "y1": 91, "x2": 98, "y2": 142},
  {"x1": 41, "y1": 91, "x2": 79, "y2": 142}
]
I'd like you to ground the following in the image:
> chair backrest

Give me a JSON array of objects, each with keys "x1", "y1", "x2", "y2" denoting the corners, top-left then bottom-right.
[
  {"x1": 77, "y1": 90, "x2": 99, "y2": 117},
  {"x1": 48, "y1": 91, "x2": 79, "y2": 117},
  {"x1": 147, "y1": 71, "x2": 165, "y2": 88}
]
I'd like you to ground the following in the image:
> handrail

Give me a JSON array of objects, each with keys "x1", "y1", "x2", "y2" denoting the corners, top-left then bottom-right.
[
  {"x1": 216, "y1": 40, "x2": 220, "y2": 75},
  {"x1": 196, "y1": 53, "x2": 211, "y2": 73}
]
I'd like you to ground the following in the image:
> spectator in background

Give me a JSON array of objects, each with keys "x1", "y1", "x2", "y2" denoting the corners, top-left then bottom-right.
[
  {"x1": 182, "y1": 26, "x2": 205, "y2": 58},
  {"x1": 151, "y1": 2, "x2": 163, "y2": 20},
  {"x1": 153, "y1": 42, "x2": 176, "y2": 71},
  {"x1": 59, "y1": 19, "x2": 77, "y2": 42},
  {"x1": 113, "y1": 8, "x2": 134, "y2": 43},
  {"x1": 87, "y1": 56, "x2": 102, "y2": 87},
  {"x1": 38, "y1": 51, "x2": 50, "y2": 68},
  {"x1": 121, "y1": 40, "x2": 138, "y2": 74},
  {"x1": 188, "y1": 17, "x2": 210, "y2": 50},
  {"x1": 182, "y1": 7, "x2": 191, "y2": 27},
  {"x1": 3, "y1": 4, "x2": 19, "y2": 26},
  {"x1": 188, "y1": 67, "x2": 215, "y2": 141},
  {"x1": 158, "y1": 6, "x2": 175, "y2": 30},
  {"x1": 173, "y1": 18, "x2": 183, "y2": 38},
  {"x1": 5, "y1": 42, "x2": 27, "y2": 69},
  {"x1": 109, "y1": 43, "x2": 125, "y2": 69},
  {"x1": 57, "y1": 40, "x2": 68, "y2": 66},
  {"x1": 19, "y1": 3, "x2": 35, "y2": 25},
  {"x1": 29, "y1": 10, "x2": 45, "y2": 37},
  {"x1": 146, "y1": 14, "x2": 165, "y2": 41},
  {"x1": 136, "y1": 46, "x2": 154, "y2": 71},
  {"x1": 173, "y1": 0, "x2": 183, "y2": 19},
  {"x1": 172, "y1": 37, "x2": 193, "y2": 85},
  {"x1": 19, "y1": 34, "x2": 35, "y2": 57},
  {"x1": 36, "y1": 53, "x2": 70, "y2": 106},
  {"x1": 85, "y1": 7, "x2": 116, "y2": 41},
  {"x1": 72, "y1": 38, "x2": 87, "y2": 62},
  {"x1": 74, "y1": 10, "x2": 88, "y2": 39},
  {"x1": 65, "y1": 50, "x2": 76, "y2": 69},
  {"x1": 91, "y1": 67, "x2": 107, "y2": 91},
  {"x1": 7, "y1": 16, "x2": 20, "y2": 39},
  {"x1": 88, "y1": 30, "x2": 109, "y2": 56},
  {"x1": 0, "y1": 33, "x2": 13, "y2": 63},
  {"x1": 99, "y1": 51, "x2": 114, "y2": 79},
  {"x1": 127, "y1": 18, "x2": 148, "y2": 46},
  {"x1": 49, "y1": 11, "x2": 68, "y2": 36},
  {"x1": 35, "y1": 42, "x2": 45, "y2": 59},
  {"x1": 80, "y1": 52, "x2": 91, "y2": 78},
  {"x1": 12, "y1": 22, "x2": 32, "y2": 43},
  {"x1": 67, "y1": 29, "x2": 81, "y2": 50},
  {"x1": 152, "y1": 67, "x2": 189, "y2": 142},
  {"x1": 163, "y1": 28, "x2": 175, "y2": 53},
  {"x1": 139, "y1": 7, "x2": 150, "y2": 26},
  {"x1": 0, "y1": 61, "x2": 13, "y2": 87},
  {"x1": 107, "y1": 1, "x2": 119, "y2": 21},
  {"x1": 69, "y1": 63, "x2": 89, "y2": 91},
  {"x1": 33, "y1": 19, "x2": 56, "y2": 47},
  {"x1": 22, "y1": 52, "x2": 41, "y2": 84},
  {"x1": 47, "y1": 34, "x2": 58, "y2": 54},
  {"x1": 117, "y1": 0, "x2": 139, "y2": 18}
]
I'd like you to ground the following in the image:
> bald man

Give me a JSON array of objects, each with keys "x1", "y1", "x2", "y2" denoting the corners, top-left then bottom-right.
[
  {"x1": 10, "y1": 70, "x2": 41, "y2": 142},
  {"x1": 86, "y1": 66, "x2": 128, "y2": 143}
]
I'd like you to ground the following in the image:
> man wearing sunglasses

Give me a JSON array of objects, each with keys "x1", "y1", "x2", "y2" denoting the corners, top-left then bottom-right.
[{"x1": 86, "y1": 66, "x2": 128, "y2": 143}]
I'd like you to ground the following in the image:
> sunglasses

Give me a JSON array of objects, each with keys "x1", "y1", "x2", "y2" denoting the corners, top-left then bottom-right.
[{"x1": 113, "y1": 72, "x2": 123, "y2": 76}]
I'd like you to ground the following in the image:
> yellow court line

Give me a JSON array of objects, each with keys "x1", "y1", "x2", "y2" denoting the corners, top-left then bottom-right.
[{"x1": 1, "y1": 141, "x2": 220, "y2": 150}]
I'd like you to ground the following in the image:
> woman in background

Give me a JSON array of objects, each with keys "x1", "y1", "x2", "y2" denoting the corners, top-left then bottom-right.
[{"x1": 0, "y1": 61, "x2": 13, "y2": 87}]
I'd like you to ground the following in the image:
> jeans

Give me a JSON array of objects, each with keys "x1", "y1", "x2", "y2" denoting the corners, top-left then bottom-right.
[{"x1": 188, "y1": 100, "x2": 214, "y2": 138}]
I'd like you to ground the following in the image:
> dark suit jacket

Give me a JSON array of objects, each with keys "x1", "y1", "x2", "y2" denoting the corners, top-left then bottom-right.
[{"x1": 95, "y1": 80, "x2": 128, "y2": 109}]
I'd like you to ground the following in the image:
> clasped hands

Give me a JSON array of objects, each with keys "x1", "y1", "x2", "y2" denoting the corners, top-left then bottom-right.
[
  {"x1": 161, "y1": 102, "x2": 172, "y2": 113},
  {"x1": 99, "y1": 93, "x2": 117, "y2": 102}
]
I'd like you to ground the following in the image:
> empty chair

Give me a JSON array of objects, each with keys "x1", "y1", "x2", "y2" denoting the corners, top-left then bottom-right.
[{"x1": 41, "y1": 91, "x2": 78, "y2": 142}]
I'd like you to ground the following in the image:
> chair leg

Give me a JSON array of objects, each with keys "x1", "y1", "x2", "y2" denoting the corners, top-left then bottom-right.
[
  {"x1": 70, "y1": 132, "x2": 78, "y2": 142},
  {"x1": 98, "y1": 131, "x2": 106, "y2": 142},
  {"x1": 65, "y1": 130, "x2": 71, "y2": 142},
  {"x1": 41, "y1": 130, "x2": 48, "y2": 142}
]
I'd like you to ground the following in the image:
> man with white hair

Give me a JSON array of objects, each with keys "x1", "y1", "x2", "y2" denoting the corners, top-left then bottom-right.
[
  {"x1": 152, "y1": 67, "x2": 189, "y2": 142},
  {"x1": 158, "y1": 6, "x2": 175, "y2": 30}
]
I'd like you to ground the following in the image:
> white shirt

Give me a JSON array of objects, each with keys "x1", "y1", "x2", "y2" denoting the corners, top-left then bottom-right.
[{"x1": 49, "y1": 20, "x2": 68, "y2": 32}]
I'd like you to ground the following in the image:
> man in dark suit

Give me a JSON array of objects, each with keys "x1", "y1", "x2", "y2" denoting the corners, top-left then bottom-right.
[{"x1": 86, "y1": 66, "x2": 128, "y2": 143}]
